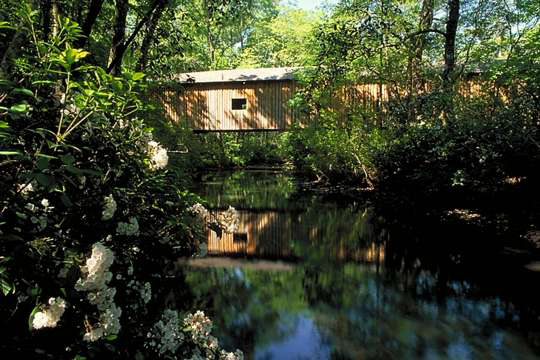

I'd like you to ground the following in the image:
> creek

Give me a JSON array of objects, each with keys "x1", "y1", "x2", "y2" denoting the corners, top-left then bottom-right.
[{"x1": 181, "y1": 169, "x2": 540, "y2": 359}]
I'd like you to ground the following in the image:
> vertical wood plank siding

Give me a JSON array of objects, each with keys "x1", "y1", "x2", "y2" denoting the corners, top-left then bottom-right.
[
  {"x1": 149, "y1": 80, "x2": 297, "y2": 131},
  {"x1": 148, "y1": 79, "x2": 505, "y2": 131},
  {"x1": 206, "y1": 210, "x2": 386, "y2": 262}
]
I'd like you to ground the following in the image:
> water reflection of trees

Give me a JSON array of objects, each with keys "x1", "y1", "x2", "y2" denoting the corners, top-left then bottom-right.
[
  {"x1": 196, "y1": 170, "x2": 298, "y2": 210},
  {"x1": 187, "y1": 171, "x2": 540, "y2": 357},
  {"x1": 182, "y1": 205, "x2": 540, "y2": 358}
]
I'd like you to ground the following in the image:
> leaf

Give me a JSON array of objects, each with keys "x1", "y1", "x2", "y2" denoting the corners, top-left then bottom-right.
[
  {"x1": 28, "y1": 305, "x2": 40, "y2": 331},
  {"x1": 112, "y1": 80, "x2": 124, "y2": 92},
  {"x1": 36, "y1": 153, "x2": 58, "y2": 160},
  {"x1": 132, "y1": 72, "x2": 145, "y2": 81},
  {"x1": 80, "y1": 168, "x2": 103, "y2": 176},
  {"x1": 36, "y1": 156, "x2": 51, "y2": 170},
  {"x1": 65, "y1": 165, "x2": 83, "y2": 175},
  {"x1": 1, "y1": 279, "x2": 12, "y2": 296},
  {"x1": 9, "y1": 104, "x2": 29, "y2": 114},
  {"x1": 105, "y1": 335, "x2": 117, "y2": 341},
  {"x1": 33, "y1": 173, "x2": 55, "y2": 187},
  {"x1": 0, "y1": 21, "x2": 15, "y2": 30},
  {"x1": 32, "y1": 80, "x2": 56, "y2": 86},
  {"x1": 61, "y1": 193, "x2": 73, "y2": 207},
  {"x1": 0, "y1": 150, "x2": 21, "y2": 156},
  {"x1": 11, "y1": 88, "x2": 34, "y2": 98},
  {"x1": 61, "y1": 154, "x2": 76, "y2": 165}
]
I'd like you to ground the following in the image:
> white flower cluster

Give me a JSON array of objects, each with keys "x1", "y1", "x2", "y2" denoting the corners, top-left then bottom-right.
[
  {"x1": 147, "y1": 141, "x2": 169, "y2": 171},
  {"x1": 219, "y1": 350, "x2": 244, "y2": 360},
  {"x1": 24, "y1": 198, "x2": 52, "y2": 232},
  {"x1": 184, "y1": 311, "x2": 243, "y2": 359},
  {"x1": 188, "y1": 204, "x2": 239, "y2": 234},
  {"x1": 75, "y1": 243, "x2": 122, "y2": 342},
  {"x1": 101, "y1": 194, "x2": 117, "y2": 221},
  {"x1": 126, "y1": 279, "x2": 152, "y2": 306},
  {"x1": 146, "y1": 309, "x2": 185, "y2": 355},
  {"x1": 17, "y1": 181, "x2": 36, "y2": 197},
  {"x1": 146, "y1": 309, "x2": 243, "y2": 359},
  {"x1": 188, "y1": 203, "x2": 210, "y2": 222},
  {"x1": 141, "y1": 282, "x2": 152, "y2": 304},
  {"x1": 184, "y1": 310, "x2": 213, "y2": 342},
  {"x1": 116, "y1": 217, "x2": 140, "y2": 236},
  {"x1": 32, "y1": 297, "x2": 67, "y2": 330},
  {"x1": 215, "y1": 206, "x2": 239, "y2": 234},
  {"x1": 76, "y1": 243, "x2": 114, "y2": 291}
]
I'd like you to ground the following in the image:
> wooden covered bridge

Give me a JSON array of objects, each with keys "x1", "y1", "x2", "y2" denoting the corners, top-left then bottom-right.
[
  {"x1": 148, "y1": 67, "x2": 489, "y2": 131},
  {"x1": 149, "y1": 67, "x2": 299, "y2": 131},
  {"x1": 148, "y1": 67, "x2": 389, "y2": 131}
]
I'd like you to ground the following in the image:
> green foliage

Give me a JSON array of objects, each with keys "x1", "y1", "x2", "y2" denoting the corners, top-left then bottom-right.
[
  {"x1": 238, "y1": 6, "x2": 323, "y2": 68},
  {"x1": 282, "y1": 0, "x2": 540, "y2": 201},
  {"x1": 144, "y1": 100, "x2": 290, "y2": 170},
  {"x1": 0, "y1": 9, "x2": 236, "y2": 359}
]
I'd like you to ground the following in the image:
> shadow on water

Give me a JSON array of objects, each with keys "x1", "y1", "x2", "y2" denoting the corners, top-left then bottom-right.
[{"x1": 177, "y1": 170, "x2": 540, "y2": 360}]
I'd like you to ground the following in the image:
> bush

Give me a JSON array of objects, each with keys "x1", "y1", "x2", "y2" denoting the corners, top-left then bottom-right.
[{"x1": 0, "y1": 9, "x2": 242, "y2": 359}]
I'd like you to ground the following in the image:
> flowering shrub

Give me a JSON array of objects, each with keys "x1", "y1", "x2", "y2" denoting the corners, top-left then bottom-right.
[
  {"x1": 0, "y1": 10, "x2": 240, "y2": 359},
  {"x1": 32, "y1": 298, "x2": 67, "y2": 330},
  {"x1": 148, "y1": 140, "x2": 169, "y2": 171}
]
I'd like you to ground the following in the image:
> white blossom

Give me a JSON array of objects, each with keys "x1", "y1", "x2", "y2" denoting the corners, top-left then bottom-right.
[
  {"x1": 101, "y1": 194, "x2": 117, "y2": 221},
  {"x1": 32, "y1": 297, "x2": 67, "y2": 330},
  {"x1": 83, "y1": 327, "x2": 104, "y2": 342},
  {"x1": 147, "y1": 141, "x2": 169, "y2": 171},
  {"x1": 217, "y1": 206, "x2": 239, "y2": 234},
  {"x1": 147, "y1": 309, "x2": 184, "y2": 355},
  {"x1": 184, "y1": 311, "x2": 213, "y2": 343},
  {"x1": 116, "y1": 217, "x2": 140, "y2": 236},
  {"x1": 141, "y1": 282, "x2": 152, "y2": 304},
  {"x1": 219, "y1": 350, "x2": 244, "y2": 360},
  {"x1": 76, "y1": 243, "x2": 121, "y2": 342},
  {"x1": 188, "y1": 203, "x2": 210, "y2": 222},
  {"x1": 75, "y1": 243, "x2": 114, "y2": 292},
  {"x1": 17, "y1": 182, "x2": 35, "y2": 197}
]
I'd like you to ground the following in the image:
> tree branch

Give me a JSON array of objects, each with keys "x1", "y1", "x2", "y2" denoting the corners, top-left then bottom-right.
[{"x1": 107, "y1": 0, "x2": 165, "y2": 74}]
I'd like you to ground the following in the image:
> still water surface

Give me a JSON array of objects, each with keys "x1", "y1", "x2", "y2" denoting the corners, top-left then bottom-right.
[{"x1": 183, "y1": 170, "x2": 540, "y2": 359}]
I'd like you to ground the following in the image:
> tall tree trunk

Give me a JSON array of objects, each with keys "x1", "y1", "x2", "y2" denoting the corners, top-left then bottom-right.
[
  {"x1": 107, "y1": 0, "x2": 166, "y2": 74},
  {"x1": 411, "y1": 0, "x2": 434, "y2": 93},
  {"x1": 136, "y1": 0, "x2": 167, "y2": 72},
  {"x1": 441, "y1": 0, "x2": 460, "y2": 123},
  {"x1": 443, "y1": 0, "x2": 460, "y2": 84},
  {"x1": 41, "y1": 0, "x2": 52, "y2": 39},
  {"x1": 74, "y1": 0, "x2": 105, "y2": 49},
  {"x1": 108, "y1": 0, "x2": 129, "y2": 74},
  {"x1": 51, "y1": 0, "x2": 60, "y2": 37},
  {"x1": 41, "y1": 0, "x2": 59, "y2": 39}
]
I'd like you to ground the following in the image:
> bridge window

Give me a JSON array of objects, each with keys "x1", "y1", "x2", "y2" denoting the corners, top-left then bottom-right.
[
  {"x1": 231, "y1": 98, "x2": 247, "y2": 110},
  {"x1": 233, "y1": 232, "x2": 248, "y2": 243}
]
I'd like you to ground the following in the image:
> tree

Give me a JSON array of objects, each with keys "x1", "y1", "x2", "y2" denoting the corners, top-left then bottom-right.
[{"x1": 238, "y1": 6, "x2": 323, "y2": 68}]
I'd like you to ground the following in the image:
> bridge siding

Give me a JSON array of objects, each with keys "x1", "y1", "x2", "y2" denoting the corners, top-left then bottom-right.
[
  {"x1": 149, "y1": 77, "x2": 504, "y2": 131},
  {"x1": 149, "y1": 80, "x2": 297, "y2": 131}
]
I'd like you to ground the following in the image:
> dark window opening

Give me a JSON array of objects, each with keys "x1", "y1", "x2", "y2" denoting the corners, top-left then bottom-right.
[
  {"x1": 231, "y1": 98, "x2": 247, "y2": 110},
  {"x1": 233, "y1": 232, "x2": 248, "y2": 243}
]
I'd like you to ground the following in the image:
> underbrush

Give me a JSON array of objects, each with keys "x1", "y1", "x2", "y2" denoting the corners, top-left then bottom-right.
[{"x1": 285, "y1": 90, "x2": 540, "y2": 202}]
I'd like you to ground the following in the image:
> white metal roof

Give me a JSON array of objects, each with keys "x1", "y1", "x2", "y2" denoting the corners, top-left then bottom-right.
[{"x1": 174, "y1": 67, "x2": 300, "y2": 83}]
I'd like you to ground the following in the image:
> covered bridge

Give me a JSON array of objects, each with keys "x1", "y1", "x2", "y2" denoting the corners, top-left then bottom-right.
[{"x1": 149, "y1": 67, "x2": 300, "y2": 131}]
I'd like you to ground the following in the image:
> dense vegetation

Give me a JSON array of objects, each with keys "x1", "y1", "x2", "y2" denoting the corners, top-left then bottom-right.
[
  {"x1": 1, "y1": 0, "x2": 539, "y2": 358},
  {"x1": 288, "y1": 0, "x2": 540, "y2": 193}
]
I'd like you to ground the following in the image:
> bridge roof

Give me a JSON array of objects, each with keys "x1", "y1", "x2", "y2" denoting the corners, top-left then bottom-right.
[{"x1": 175, "y1": 67, "x2": 300, "y2": 84}]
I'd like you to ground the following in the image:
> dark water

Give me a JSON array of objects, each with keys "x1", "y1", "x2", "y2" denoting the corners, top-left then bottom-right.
[{"x1": 183, "y1": 170, "x2": 540, "y2": 359}]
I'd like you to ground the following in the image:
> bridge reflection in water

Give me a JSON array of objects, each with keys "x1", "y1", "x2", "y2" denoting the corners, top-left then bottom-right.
[{"x1": 205, "y1": 209, "x2": 385, "y2": 264}]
